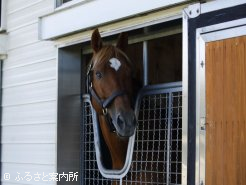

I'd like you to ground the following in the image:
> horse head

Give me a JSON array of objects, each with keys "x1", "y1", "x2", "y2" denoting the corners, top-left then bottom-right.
[{"x1": 89, "y1": 29, "x2": 137, "y2": 138}]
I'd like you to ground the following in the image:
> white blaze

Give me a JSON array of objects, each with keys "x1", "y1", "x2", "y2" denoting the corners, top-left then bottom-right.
[{"x1": 109, "y1": 58, "x2": 121, "y2": 71}]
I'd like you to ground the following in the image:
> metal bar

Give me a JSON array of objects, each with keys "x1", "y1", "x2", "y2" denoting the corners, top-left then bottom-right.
[
  {"x1": 143, "y1": 40, "x2": 148, "y2": 86},
  {"x1": 80, "y1": 101, "x2": 85, "y2": 185},
  {"x1": 143, "y1": 24, "x2": 149, "y2": 86},
  {"x1": 182, "y1": 10, "x2": 188, "y2": 185},
  {"x1": 176, "y1": 92, "x2": 181, "y2": 184},
  {"x1": 166, "y1": 92, "x2": 173, "y2": 185},
  {"x1": 0, "y1": 60, "x2": 2, "y2": 185},
  {"x1": 129, "y1": 25, "x2": 182, "y2": 45}
]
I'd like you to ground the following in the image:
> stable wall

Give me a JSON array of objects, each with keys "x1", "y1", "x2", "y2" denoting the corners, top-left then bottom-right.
[
  {"x1": 1, "y1": 1, "x2": 56, "y2": 185},
  {"x1": 1, "y1": 1, "x2": 191, "y2": 185}
]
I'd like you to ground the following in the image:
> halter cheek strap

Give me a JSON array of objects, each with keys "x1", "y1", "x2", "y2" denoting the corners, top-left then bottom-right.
[
  {"x1": 89, "y1": 85, "x2": 125, "y2": 114},
  {"x1": 89, "y1": 83, "x2": 125, "y2": 132}
]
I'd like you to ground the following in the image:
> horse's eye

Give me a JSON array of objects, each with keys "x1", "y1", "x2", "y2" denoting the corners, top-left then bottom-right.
[{"x1": 95, "y1": 71, "x2": 103, "y2": 79}]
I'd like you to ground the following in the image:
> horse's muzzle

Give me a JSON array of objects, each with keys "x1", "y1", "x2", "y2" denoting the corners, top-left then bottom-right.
[{"x1": 114, "y1": 110, "x2": 136, "y2": 137}]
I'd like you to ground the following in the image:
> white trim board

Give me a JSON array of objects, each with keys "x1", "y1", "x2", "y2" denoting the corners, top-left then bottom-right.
[
  {"x1": 199, "y1": 24, "x2": 246, "y2": 42},
  {"x1": 0, "y1": 33, "x2": 7, "y2": 55},
  {"x1": 39, "y1": 0, "x2": 188, "y2": 40},
  {"x1": 201, "y1": 0, "x2": 246, "y2": 14}
]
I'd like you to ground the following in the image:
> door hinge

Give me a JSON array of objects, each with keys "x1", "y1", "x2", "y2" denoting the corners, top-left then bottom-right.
[
  {"x1": 200, "y1": 60, "x2": 205, "y2": 68},
  {"x1": 200, "y1": 117, "x2": 206, "y2": 131},
  {"x1": 184, "y1": 3, "x2": 201, "y2": 18},
  {"x1": 200, "y1": 180, "x2": 204, "y2": 185}
]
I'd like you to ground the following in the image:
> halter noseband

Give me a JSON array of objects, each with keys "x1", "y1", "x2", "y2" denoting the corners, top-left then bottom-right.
[
  {"x1": 87, "y1": 62, "x2": 125, "y2": 132},
  {"x1": 89, "y1": 85, "x2": 125, "y2": 115}
]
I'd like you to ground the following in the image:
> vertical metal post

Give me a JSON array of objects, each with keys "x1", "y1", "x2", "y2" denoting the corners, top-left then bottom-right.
[
  {"x1": 166, "y1": 92, "x2": 173, "y2": 185},
  {"x1": 182, "y1": 10, "x2": 188, "y2": 185},
  {"x1": 143, "y1": 41, "x2": 148, "y2": 86},
  {"x1": 0, "y1": 60, "x2": 2, "y2": 184}
]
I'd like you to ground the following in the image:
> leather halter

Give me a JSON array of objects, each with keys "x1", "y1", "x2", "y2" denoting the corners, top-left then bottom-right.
[{"x1": 87, "y1": 62, "x2": 125, "y2": 132}]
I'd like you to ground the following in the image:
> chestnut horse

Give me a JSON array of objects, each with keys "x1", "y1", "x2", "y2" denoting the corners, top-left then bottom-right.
[{"x1": 88, "y1": 29, "x2": 137, "y2": 169}]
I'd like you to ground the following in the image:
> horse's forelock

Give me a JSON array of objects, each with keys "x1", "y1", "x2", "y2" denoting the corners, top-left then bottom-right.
[
  {"x1": 92, "y1": 45, "x2": 131, "y2": 70},
  {"x1": 92, "y1": 46, "x2": 115, "y2": 69}
]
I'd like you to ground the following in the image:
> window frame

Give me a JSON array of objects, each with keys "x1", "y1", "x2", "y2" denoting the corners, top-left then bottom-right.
[
  {"x1": 55, "y1": 0, "x2": 88, "y2": 10},
  {"x1": 0, "y1": 0, "x2": 6, "y2": 32},
  {"x1": 56, "y1": 18, "x2": 183, "y2": 184}
]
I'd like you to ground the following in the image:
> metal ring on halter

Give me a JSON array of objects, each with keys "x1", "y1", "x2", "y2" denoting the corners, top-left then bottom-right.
[{"x1": 102, "y1": 108, "x2": 108, "y2": 115}]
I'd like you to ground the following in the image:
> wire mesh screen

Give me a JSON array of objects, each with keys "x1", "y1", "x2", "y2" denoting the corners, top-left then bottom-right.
[
  {"x1": 82, "y1": 83, "x2": 182, "y2": 185},
  {"x1": 82, "y1": 101, "x2": 113, "y2": 184}
]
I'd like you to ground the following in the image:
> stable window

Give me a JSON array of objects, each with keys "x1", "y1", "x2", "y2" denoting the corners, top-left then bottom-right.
[
  {"x1": 0, "y1": 0, "x2": 6, "y2": 31},
  {"x1": 57, "y1": 18, "x2": 183, "y2": 185},
  {"x1": 56, "y1": 0, "x2": 86, "y2": 8},
  {"x1": 0, "y1": 0, "x2": 2, "y2": 27},
  {"x1": 56, "y1": 0, "x2": 72, "y2": 7},
  {"x1": 81, "y1": 19, "x2": 182, "y2": 184}
]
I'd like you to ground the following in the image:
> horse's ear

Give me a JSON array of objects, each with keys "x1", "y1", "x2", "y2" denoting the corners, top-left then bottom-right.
[
  {"x1": 91, "y1": 28, "x2": 103, "y2": 53},
  {"x1": 116, "y1": 32, "x2": 128, "y2": 52}
]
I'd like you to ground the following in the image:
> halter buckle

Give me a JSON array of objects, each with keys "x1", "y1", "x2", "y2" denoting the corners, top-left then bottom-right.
[{"x1": 102, "y1": 108, "x2": 108, "y2": 115}]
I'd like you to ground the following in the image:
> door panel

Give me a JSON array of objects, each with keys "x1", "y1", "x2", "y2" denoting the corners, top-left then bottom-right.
[{"x1": 205, "y1": 36, "x2": 246, "y2": 185}]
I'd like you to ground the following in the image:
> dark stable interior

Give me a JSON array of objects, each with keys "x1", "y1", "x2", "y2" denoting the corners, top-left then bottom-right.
[
  {"x1": 127, "y1": 33, "x2": 182, "y2": 85},
  {"x1": 84, "y1": 33, "x2": 182, "y2": 87}
]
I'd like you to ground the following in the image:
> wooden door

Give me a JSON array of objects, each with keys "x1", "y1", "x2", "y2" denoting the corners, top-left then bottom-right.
[{"x1": 205, "y1": 36, "x2": 246, "y2": 185}]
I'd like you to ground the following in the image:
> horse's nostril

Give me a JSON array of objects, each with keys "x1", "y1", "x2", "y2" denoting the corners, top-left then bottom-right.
[
  {"x1": 133, "y1": 117, "x2": 137, "y2": 126},
  {"x1": 117, "y1": 115, "x2": 125, "y2": 127}
]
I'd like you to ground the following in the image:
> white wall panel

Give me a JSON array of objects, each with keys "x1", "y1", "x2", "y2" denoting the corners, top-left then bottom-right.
[
  {"x1": 7, "y1": 0, "x2": 42, "y2": 14},
  {"x1": 7, "y1": 0, "x2": 54, "y2": 31},
  {"x1": 2, "y1": 144, "x2": 56, "y2": 164},
  {"x1": 2, "y1": 59, "x2": 56, "y2": 88},
  {"x1": 2, "y1": 80, "x2": 56, "y2": 106},
  {"x1": 8, "y1": 23, "x2": 39, "y2": 50},
  {"x1": 4, "y1": 42, "x2": 56, "y2": 70},
  {"x1": 2, "y1": 124, "x2": 56, "y2": 144},
  {"x1": 2, "y1": 1, "x2": 57, "y2": 185},
  {"x1": 2, "y1": 101, "x2": 56, "y2": 126}
]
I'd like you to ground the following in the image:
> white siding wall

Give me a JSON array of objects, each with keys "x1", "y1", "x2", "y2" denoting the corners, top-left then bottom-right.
[{"x1": 2, "y1": 0, "x2": 56, "y2": 185}]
